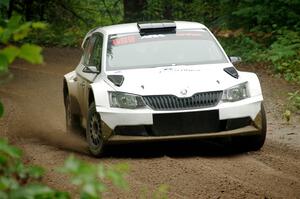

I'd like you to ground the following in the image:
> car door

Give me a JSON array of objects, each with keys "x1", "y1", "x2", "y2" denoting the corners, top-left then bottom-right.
[{"x1": 76, "y1": 33, "x2": 103, "y2": 120}]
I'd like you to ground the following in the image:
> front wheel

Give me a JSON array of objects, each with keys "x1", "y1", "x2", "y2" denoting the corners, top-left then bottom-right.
[
  {"x1": 233, "y1": 103, "x2": 267, "y2": 151},
  {"x1": 86, "y1": 102, "x2": 104, "y2": 157}
]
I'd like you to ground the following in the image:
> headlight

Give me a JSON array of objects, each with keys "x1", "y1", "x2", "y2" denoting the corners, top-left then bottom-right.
[
  {"x1": 109, "y1": 92, "x2": 146, "y2": 109},
  {"x1": 222, "y1": 82, "x2": 249, "y2": 102}
]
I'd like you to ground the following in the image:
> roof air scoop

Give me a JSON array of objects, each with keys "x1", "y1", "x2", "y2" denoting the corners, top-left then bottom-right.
[
  {"x1": 137, "y1": 21, "x2": 176, "y2": 35},
  {"x1": 224, "y1": 67, "x2": 239, "y2": 79},
  {"x1": 107, "y1": 75, "x2": 124, "y2": 87}
]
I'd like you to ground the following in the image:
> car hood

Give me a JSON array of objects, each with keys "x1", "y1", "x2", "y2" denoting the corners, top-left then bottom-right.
[{"x1": 105, "y1": 63, "x2": 244, "y2": 97}]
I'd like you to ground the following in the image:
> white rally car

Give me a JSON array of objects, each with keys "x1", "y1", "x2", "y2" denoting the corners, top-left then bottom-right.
[{"x1": 63, "y1": 21, "x2": 266, "y2": 156}]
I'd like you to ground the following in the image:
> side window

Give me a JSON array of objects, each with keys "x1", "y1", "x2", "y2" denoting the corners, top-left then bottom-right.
[
  {"x1": 88, "y1": 34, "x2": 103, "y2": 70},
  {"x1": 82, "y1": 37, "x2": 92, "y2": 66}
]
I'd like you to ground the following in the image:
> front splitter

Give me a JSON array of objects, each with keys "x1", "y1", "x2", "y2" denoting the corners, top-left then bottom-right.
[{"x1": 107, "y1": 125, "x2": 260, "y2": 144}]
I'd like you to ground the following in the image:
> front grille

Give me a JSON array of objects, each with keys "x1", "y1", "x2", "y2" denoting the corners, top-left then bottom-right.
[{"x1": 143, "y1": 91, "x2": 223, "y2": 110}]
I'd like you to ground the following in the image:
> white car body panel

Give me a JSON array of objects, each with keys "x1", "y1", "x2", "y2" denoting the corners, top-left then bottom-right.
[{"x1": 64, "y1": 21, "x2": 264, "y2": 142}]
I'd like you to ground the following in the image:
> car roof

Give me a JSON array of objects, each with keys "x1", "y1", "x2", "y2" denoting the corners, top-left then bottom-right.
[
  {"x1": 81, "y1": 21, "x2": 208, "y2": 48},
  {"x1": 95, "y1": 21, "x2": 207, "y2": 35}
]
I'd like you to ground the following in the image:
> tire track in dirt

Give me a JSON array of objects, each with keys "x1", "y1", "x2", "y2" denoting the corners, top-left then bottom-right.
[
  {"x1": 118, "y1": 148, "x2": 299, "y2": 198},
  {"x1": 0, "y1": 48, "x2": 299, "y2": 198}
]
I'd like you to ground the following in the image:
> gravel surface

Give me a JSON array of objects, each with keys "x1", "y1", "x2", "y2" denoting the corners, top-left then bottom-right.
[{"x1": 0, "y1": 48, "x2": 299, "y2": 198}]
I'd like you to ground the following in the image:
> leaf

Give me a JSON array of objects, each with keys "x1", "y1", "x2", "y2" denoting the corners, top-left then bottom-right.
[
  {"x1": 0, "y1": 53, "x2": 9, "y2": 72},
  {"x1": 7, "y1": 15, "x2": 22, "y2": 30},
  {"x1": 18, "y1": 44, "x2": 43, "y2": 64},
  {"x1": 32, "y1": 22, "x2": 47, "y2": 29},
  {"x1": 0, "y1": 191, "x2": 8, "y2": 199},
  {"x1": 54, "y1": 191, "x2": 70, "y2": 199},
  {"x1": 0, "y1": 46, "x2": 20, "y2": 64},
  {"x1": 0, "y1": 176, "x2": 19, "y2": 191},
  {"x1": 13, "y1": 22, "x2": 31, "y2": 41},
  {"x1": 27, "y1": 165, "x2": 44, "y2": 179},
  {"x1": 15, "y1": 161, "x2": 27, "y2": 179},
  {"x1": 9, "y1": 184, "x2": 55, "y2": 198},
  {"x1": 0, "y1": 139, "x2": 22, "y2": 159},
  {"x1": 0, "y1": 0, "x2": 9, "y2": 7},
  {"x1": 153, "y1": 184, "x2": 169, "y2": 199},
  {"x1": 82, "y1": 183, "x2": 98, "y2": 198},
  {"x1": 0, "y1": 15, "x2": 21, "y2": 43},
  {"x1": 283, "y1": 109, "x2": 291, "y2": 122},
  {"x1": 0, "y1": 155, "x2": 7, "y2": 164},
  {"x1": 106, "y1": 169, "x2": 127, "y2": 189},
  {"x1": 97, "y1": 164, "x2": 105, "y2": 179},
  {"x1": 61, "y1": 155, "x2": 81, "y2": 174}
]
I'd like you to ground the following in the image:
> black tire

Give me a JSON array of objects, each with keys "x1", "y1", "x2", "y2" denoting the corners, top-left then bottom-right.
[
  {"x1": 65, "y1": 95, "x2": 80, "y2": 133},
  {"x1": 233, "y1": 103, "x2": 267, "y2": 151},
  {"x1": 86, "y1": 102, "x2": 104, "y2": 157}
]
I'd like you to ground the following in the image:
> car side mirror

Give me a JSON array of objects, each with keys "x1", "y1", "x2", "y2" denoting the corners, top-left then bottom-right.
[
  {"x1": 82, "y1": 66, "x2": 100, "y2": 74},
  {"x1": 229, "y1": 56, "x2": 242, "y2": 63}
]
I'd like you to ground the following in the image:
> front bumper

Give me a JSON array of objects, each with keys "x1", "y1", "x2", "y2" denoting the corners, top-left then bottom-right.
[
  {"x1": 96, "y1": 95, "x2": 263, "y2": 141},
  {"x1": 108, "y1": 125, "x2": 259, "y2": 143}
]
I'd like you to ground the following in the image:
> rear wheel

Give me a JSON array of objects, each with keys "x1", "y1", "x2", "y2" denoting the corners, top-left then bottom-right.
[
  {"x1": 65, "y1": 95, "x2": 80, "y2": 133},
  {"x1": 233, "y1": 103, "x2": 267, "y2": 151},
  {"x1": 86, "y1": 102, "x2": 104, "y2": 157}
]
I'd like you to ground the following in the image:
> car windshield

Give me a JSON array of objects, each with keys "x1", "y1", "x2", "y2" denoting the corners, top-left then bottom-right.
[{"x1": 106, "y1": 29, "x2": 228, "y2": 70}]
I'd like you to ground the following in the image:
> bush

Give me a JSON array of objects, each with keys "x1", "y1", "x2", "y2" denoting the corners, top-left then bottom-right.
[
  {"x1": 0, "y1": 139, "x2": 69, "y2": 199},
  {"x1": 219, "y1": 33, "x2": 264, "y2": 61},
  {"x1": 261, "y1": 29, "x2": 300, "y2": 83},
  {"x1": 0, "y1": 138, "x2": 129, "y2": 199},
  {"x1": 60, "y1": 156, "x2": 128, "y2": 198},
  {"x1": 219, "y1": 28, "x2": 300, "y2": 84}
]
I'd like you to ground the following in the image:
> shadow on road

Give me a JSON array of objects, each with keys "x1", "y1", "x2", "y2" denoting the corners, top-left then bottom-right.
[{"x1": 101, "y1": 138, "x2": 247, "y2": 159}]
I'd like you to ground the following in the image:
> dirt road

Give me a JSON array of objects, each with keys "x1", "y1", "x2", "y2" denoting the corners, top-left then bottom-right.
[{"x1": 0, "y1": 48, "x2": 299, "y2": 198}]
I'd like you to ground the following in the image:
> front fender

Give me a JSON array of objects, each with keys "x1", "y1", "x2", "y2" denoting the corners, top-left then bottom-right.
[
  {"x1": 90, "y1": 80, "x2": 115, "y2": 111},
  {"x1": 239, "y1": 71, "x2": 263, "y2": 99},
  {"x1": 64, "y1": 71, "x2": 81, "y2": 115}
]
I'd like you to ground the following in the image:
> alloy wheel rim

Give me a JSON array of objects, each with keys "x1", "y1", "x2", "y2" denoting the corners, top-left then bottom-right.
[{"x1": 89, "y1": 112, "x2": 102, "y2": 147}]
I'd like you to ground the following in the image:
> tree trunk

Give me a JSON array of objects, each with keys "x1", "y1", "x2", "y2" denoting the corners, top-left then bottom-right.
[
  {"x1": 123, "y1": 0, "x2": 145, "y2": 22},
  {"x1": 163, "y1": 3, "x2": 173, "y2": 20},
  {"x1": 7, "y1": 0, "x2": 15, "y2": 18},
  {"x1": 39, "y1": 0, "x2": 45, "y2": 20},
  {"x1": 25, "y1": 0, "x2": 33, "y2": 21}
]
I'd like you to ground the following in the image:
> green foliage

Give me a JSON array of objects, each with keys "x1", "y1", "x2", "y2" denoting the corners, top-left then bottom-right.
[
  {"x1": 153, "y1": 184, "x2": 169, "y2": 199},
  {"x1": 231, "y1": 0, "x2": 300, "y2": 31},
  {"x1": 261, "y1": 30, "x2": 300, "y2": 83},
  {"x1": 220, "y1": 28, "x2": 300, "y2": 84},
  {"x1": 283, "y1": 109, "x2": 291, "y2": 123},
  {"x1": 140, "y1": 184, "x2": 169, "y2": 199},
  {"x1": 219, "y1": 34, "x2": 264, "y2": 62},
  {"x1": 20, "y1": 0, "x2": 123, "y2": 47},
  {"x1": 0, "y1": 13, "x2": 46, "y2": 118},
  {"x1": 0, "y1": 139, "x2": 132, "y2": 199},
  {"x1": 0, "y1": 0, "x2": 10, "y2": 7},
  {"x1": 26, "y1": 25, "x2": 85, "y2": 47},
  {"x1": 283, "y1": 90, "x2": 300, "y2": 122},
  {"x1": 60, "y1": 155, "x2": 128, "y2": 198},
  {"x1": 0, "y1": 14, "x2": 45, "y2": 73},
  {"x1": 288, "y1": 91, "x2": 300, "y2": 110},
  {"x1": 0, "y1": 139, "x2": 69, "y2": 199}
]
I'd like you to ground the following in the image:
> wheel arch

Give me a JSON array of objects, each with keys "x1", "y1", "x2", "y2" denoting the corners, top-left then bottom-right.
[
  {"x1": 63, "y1": 71, "x2": 81, "y2": 116},
  {"x1": 63, "y1": 78, "x2": 68, "y2": 106},
  {"x1": 88, "y1": 87, "x2": 95, "y2": 107}
]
